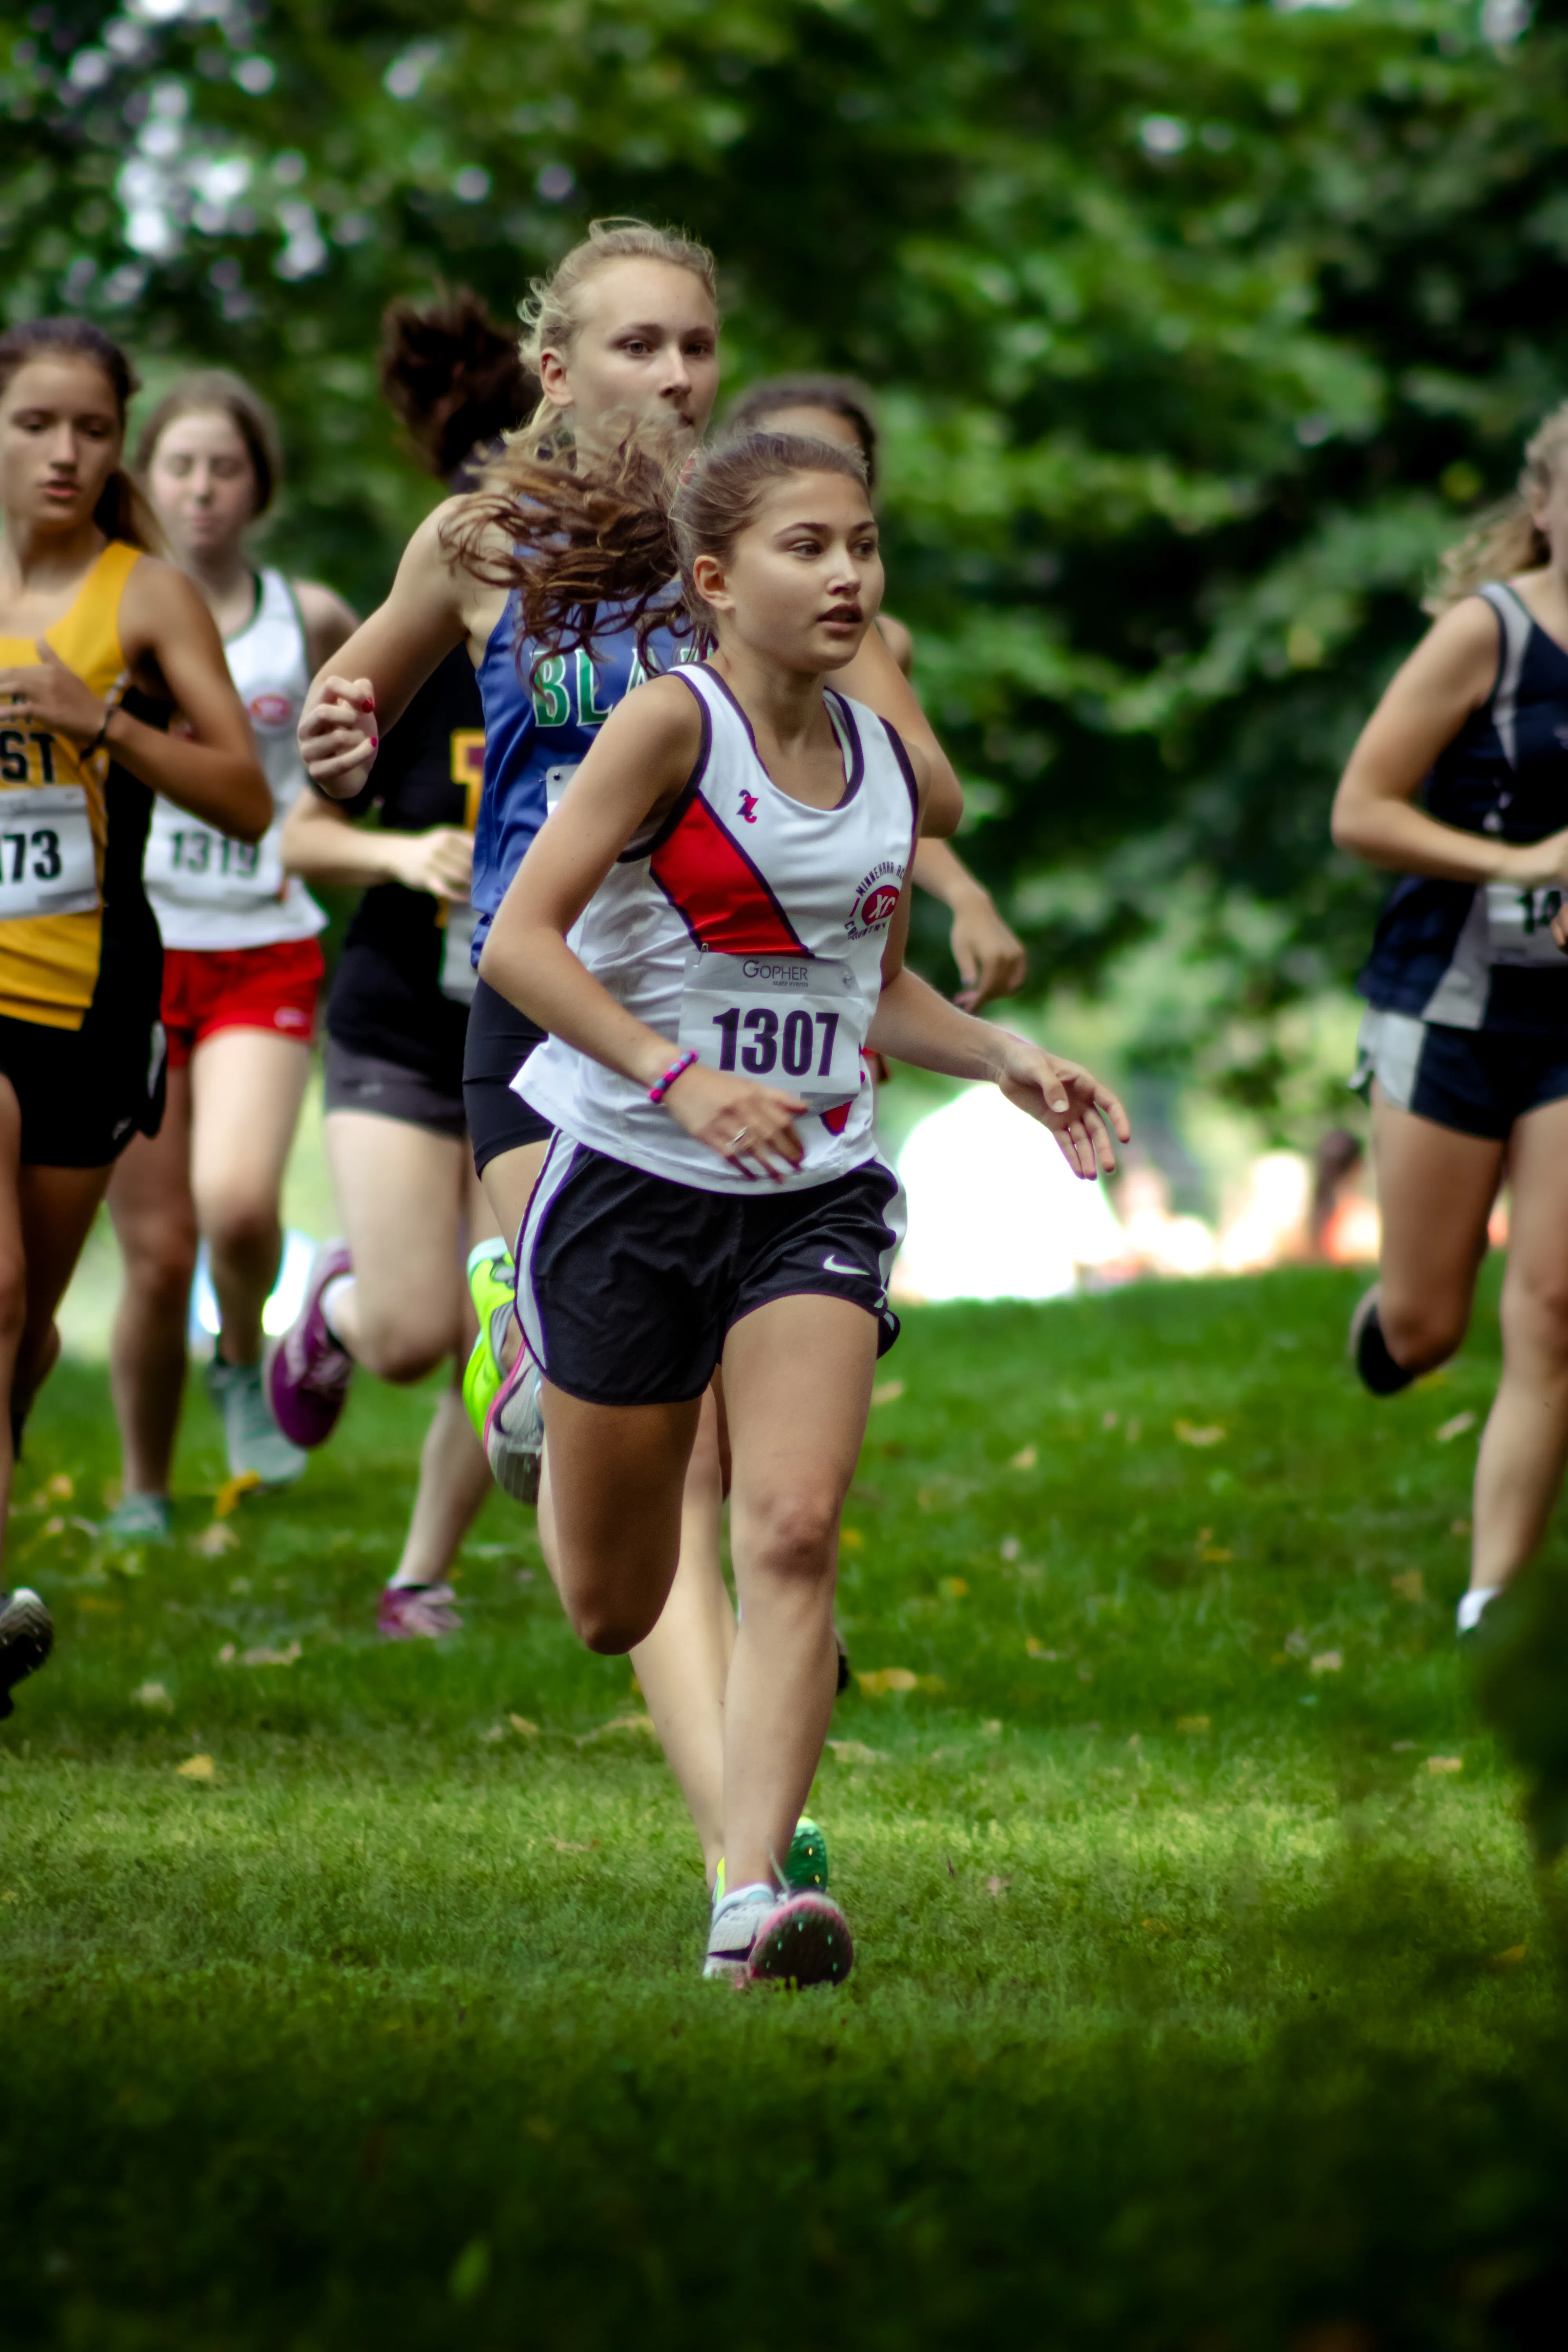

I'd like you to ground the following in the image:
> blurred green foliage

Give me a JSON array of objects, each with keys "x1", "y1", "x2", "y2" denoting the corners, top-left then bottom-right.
[{"x1": 5, "y1": 1, "x2": 1568, "y2": 1061}]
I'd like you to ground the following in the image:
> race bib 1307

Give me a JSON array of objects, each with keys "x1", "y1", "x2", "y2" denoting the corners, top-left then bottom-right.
[{"x1": 677, "y1": 948, "x2": 864, "y2": 1106}]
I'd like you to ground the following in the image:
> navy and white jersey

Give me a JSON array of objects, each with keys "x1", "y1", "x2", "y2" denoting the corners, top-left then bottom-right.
[
  {"x1": 516, "y1": 664, "x2": 920, "y2": 1194},
  {"x1": 1359, "y1": 581, "x2": 1568, "y2": 1034},
  {"x1": 471, "y1": 598, "x2": 686, "y2": 963}
]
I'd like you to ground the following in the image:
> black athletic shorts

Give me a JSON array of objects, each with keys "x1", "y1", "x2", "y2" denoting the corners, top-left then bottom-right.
[
  {"x1": 1353, "y1": 1008, "x2": 1568, "y2": 1141},
  {"x1": 517, "y1": 1137, "x2": 905, "y2": 1408},
  {"x1": 462, "y1": 977, "x2": 551, "y2": 1175},
  {"x1": 0, "y1": 1003, "x2": 166, "y2": 1168},
  {"x1": 323, "y1": 1035, "x2": 468, "y2": 1142}
]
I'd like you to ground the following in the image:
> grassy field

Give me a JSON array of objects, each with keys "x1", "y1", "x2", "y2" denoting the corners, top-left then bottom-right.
[{"x1": 4, "y1": 1264, "x2": 1566, "y2": 2351}]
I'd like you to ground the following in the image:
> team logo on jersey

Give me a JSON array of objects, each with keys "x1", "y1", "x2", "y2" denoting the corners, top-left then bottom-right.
[
  {"x1": 844, "y1": 859, "x2": 905, "y2": 939},
  {"x1": 248, "y1": 692, "x2": 294, "y2": 731},
  {"x1": 738, "y1": 788, "x2": 759, "y2": 825}
]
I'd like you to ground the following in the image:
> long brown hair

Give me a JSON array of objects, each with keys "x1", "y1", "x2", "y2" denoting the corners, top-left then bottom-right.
[
  {"x1": 1427, "y1": 401, "x2": 1568, "y2": 612},
  {"x1": 134, "y1": 368, "x2": 283, "y2": 516},
  {"x1": 444, "y1": 429, "x2": 869, "y2": 672},
  {"x1": 0, "y1": 317, "x2": 164, "y2": 552},
  {"x1": 379, "y1": 288, "x2": 534, "y2": 482}
]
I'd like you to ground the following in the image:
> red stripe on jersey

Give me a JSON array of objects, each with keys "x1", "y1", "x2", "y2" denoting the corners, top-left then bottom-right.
[{"x1": 649, "y1": 793, "x2": 806, "y2": 954}]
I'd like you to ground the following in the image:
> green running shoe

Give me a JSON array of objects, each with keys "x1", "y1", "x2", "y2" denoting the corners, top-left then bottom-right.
[
  {"x1": 714, "y1": 1818, "x2": 829, "y2": 1906},
  {"x1": 463, "y1": 1238, "x2": 516, "y2": 1441}
]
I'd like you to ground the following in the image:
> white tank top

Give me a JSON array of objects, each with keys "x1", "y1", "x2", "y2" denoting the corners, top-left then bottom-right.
[
  {"x1": 142, "y1": 566, "x2": 326, "y2": 951},
  {"x1": 516, "y1": 664, "x2": 919, "y2": 1194}
]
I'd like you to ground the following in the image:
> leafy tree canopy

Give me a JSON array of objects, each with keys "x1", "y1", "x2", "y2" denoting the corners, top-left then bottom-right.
[{"x1": 5, "y1": 0, "x2": 1568, "y2": 1087}]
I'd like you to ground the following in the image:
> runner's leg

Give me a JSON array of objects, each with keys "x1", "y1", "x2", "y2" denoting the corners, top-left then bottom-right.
[
  {"x1": 537, "y1": 1385, "x2": 703, "y2": 1651},
  {"x1": 1470, "y1": 1093, "x2": 1568, "y2": 1596},
  {"x1": 384, "y1": 1151, "x2": 499, "y2": 1593},
  {"x1": 1367, "y1": 1086, "x2": 1502, "y2": 1373},
  {"x1": 106, "y1": 1063, "x2": 196, "y2": 1499},
  {"x1": 479, "y1": 1139, "x2": 550, "y2": 1257},
  {"x1": 719, "y1": 1294, "x2": 877, "y2": 1893},
  {"x1": 323, "y1": 1111, "x2": 471, "y2": 1383},
  {"x1": 191, "y1": 1028, "x2": 312, "y2": 1367}
]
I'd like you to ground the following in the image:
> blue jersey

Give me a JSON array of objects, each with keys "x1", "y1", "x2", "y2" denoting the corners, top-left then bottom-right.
[
  {"x1": 471, "y1": 599, "x2": 685, "y2": 960},
  {"x1": 1359, "y1": 582, "x2": 1568, "y2": 1035}
]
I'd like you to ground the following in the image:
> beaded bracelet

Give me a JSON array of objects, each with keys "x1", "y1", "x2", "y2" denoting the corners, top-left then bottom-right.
[{"x1": 648, "y1": 1048, "x2": 698, "y2": 1106}]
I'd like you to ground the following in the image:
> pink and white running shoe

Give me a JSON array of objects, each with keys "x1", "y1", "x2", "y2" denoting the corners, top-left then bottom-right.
[
  {"x1": 704, "y1": 1883, "x2": 854, "y2": 1988},
  {"x1": 264, "y1": 1241, "x2": 354, "y2": 1450},
  {"x1": 377, "y1": 1583, "x2": 463, "y2": 1641}
]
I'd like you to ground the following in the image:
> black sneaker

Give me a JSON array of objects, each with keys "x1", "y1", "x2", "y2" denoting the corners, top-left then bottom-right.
[{"x1": 0, "y1": 1587, "x2": 53, "y2": 1719}]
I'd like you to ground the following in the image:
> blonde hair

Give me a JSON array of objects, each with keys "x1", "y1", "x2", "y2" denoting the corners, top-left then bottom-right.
[
  {"x1": 1427, "y1": 401, "x2": 1568, "y2": 612},
  {"x1": 510, "y1": 217, "x2": 718, "y2": 456}
]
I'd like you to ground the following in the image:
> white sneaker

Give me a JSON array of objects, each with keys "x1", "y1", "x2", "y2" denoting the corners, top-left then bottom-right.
[
  {"x1": 704, "y1": 1882, "x2": 854, "y2": 1988},
  {"x1": 483, "y1": 1352, "x2": 543, "y2": 1504}
]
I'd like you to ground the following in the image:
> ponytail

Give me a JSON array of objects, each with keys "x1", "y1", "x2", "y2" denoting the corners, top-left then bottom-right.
[
  {"x1": 1427, "y1": 400, "x2": 1568, "y2": 613},
  {"x1": 379, "y1": 288, "x2": 534, "y2": 483}
]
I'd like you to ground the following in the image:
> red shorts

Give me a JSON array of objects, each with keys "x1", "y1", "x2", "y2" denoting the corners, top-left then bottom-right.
[{"x1": 160, "y1": 939, "x2": 324, "y2": 1071}]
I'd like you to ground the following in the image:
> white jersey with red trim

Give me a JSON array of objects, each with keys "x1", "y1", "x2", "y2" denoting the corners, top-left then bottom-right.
[
  {"x1": 143, "y1": 566, "x2": 326, "y2": 951},
  {"x1": 515, "y1": 662, "x2": 919, "y2": 1194}
]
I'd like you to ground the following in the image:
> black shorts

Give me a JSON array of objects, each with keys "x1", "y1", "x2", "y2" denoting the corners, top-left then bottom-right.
[
  {"x1": 517, "y1": 1138, "x2": 905, "y2": 1407},
  {"x1": 0, "y1": 1002, "x2": 167, "y2": 1169},
  {"x1": 323, "y1": 1034, "x2": 467, "y2": 1142},
  {"x1": 462, "y1": 978, "x2": 552, "y2": 1176},
  {"x1": 1353, "y1": 1008, "x2": 1568, "y2": 1141}
]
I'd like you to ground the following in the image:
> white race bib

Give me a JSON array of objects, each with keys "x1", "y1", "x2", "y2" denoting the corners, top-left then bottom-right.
[
  {"x1": 0, "y1": 786, "x2": 98, "y2": 920},
  {"x1": 439, "y1": 903, "x2": 479, "y2": 1004},
  {"x1": 143, "y1": 805, "x2": 281, "y2": 911},
  {"x1": 544, "y1": 762, "x2": 579, "y2": 813},
  {"x1": 677, "y1": 948, "x2": 864, "y2": 1107},
  {"x1": 1485, "y1": 882, "x2": 1568, "y2": 969}
]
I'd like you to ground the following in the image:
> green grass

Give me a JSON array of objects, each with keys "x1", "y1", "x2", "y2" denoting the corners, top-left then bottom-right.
[{"x1": 4, "y1": 1267, "x2": 1567, "y2": 2350}]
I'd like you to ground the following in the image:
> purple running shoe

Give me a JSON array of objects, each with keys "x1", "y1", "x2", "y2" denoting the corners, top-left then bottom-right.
[
  {"x1": 264, "y1": 1241, "x2": 354, "y2": 1450},
  {"x1": 377, "y1": 1583, "x2": 462, "y2": 1641}
]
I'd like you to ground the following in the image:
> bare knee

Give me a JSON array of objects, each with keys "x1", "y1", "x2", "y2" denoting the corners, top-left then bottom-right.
[
  {"x1": 1379, "y1": 1290, "x2": 1468, "y2": 1373},
  {"x1": 354, "y1": 1301, "x2": 452, "y2": 1387},
  {"x1": 203, "y1": 1196, "x2": 279, "y2": 1269},
  {"x1": 568, "y1": 1591, "x2": 661, "y2": 1655},
  {"x1": 1502, "y1": 1270, "x2": 1568, "y2": 1372},
  {"x1": 745, "y1": 1491, "x2": 842, "y2": 1587}
]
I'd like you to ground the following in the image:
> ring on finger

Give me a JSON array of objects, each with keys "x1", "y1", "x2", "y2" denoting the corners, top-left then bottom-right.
[{"x1": 729, "y1": 1127, "x2": 750, "y2": 1151}]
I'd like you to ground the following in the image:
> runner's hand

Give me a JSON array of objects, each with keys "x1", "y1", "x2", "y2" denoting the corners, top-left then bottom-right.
[
  {"x1": 392, "y1": 826, "x2": 473, "y2": 902},
  {"x1": 0, "y1": 642, "x2": 106, "y2": 741},
  {"x1": 995, "y1": 1043, "x2": 1130, "y2": 1179},
  {"x1": 950, "y1": 890, "x2": 1028, "y2": 1011},
  {"x1": 661, "y1": 1062, "x2": 808, "y2": 1182},
  {"x1": 299, "y1": 675, "x2": 378, "y2": 795}
]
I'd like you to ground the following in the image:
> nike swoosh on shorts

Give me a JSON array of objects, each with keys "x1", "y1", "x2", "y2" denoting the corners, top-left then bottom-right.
[{"x1": 822, "y1": 1254, "x2": 864, "y2": 1277}]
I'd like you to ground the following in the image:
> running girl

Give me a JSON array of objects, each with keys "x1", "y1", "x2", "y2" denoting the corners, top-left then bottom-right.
[
  {"x1": 0, "y1": 319, "x2": 269, "y2": 1713},
  {"x1": 725, "y1": 372, "x2": 1028, "y2": 1010},
  {"x1": 477, "y1": 429, "x2": 1127, "y2": 1984},
  {"x1": 102, "y1": 372, "x2": 355, "y2": 1532},
  {"x1": 1333, "y1": 401, "x2": 1568, "y2": 1639}
]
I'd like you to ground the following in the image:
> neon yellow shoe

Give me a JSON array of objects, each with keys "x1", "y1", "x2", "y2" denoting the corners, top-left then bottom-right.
[
  {"x1": 714, "y1": 1818, "x2": 829, "y2": 1906},
  {"x1": 462, "y1": 1238, "x2": 516, "y2": 1441}
]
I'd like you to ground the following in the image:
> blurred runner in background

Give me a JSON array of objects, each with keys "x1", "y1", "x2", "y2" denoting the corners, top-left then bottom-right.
[{"x1": 104, "y1": 371, "x2": 354, "y2": 1535}]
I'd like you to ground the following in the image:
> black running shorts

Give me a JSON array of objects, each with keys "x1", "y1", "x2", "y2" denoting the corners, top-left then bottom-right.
[
  {"x1": 517, "y1": 1138, "x2": 905, "y2": 1408},
  {"x1": 461, "y1": 977, "x2": 552, "y2": 1174},
  {"x1": 323, "y1": 1036, "x2": 468, "y2": 1142},
  {"x1": 1353, "y1": 1007, "x2": 1568, "y2": 1142},
  {"x1": 0, "y1": 1003, "x2": 166, "y2": 1168}
]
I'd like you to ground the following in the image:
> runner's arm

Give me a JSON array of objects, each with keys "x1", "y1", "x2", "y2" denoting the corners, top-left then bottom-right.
[
  {"x1": 297, "y1": 504, "x2": 472, "y2": 799},
  {"x1": 1332, "y1": 595, "x2": 1568, "y2": 887},
  {"x1": 0, "y1": 559, "x2": 269, "y2": 840},
  {"x1": 479, "y1": 679, "x2": 810, "y2": 1178},
  {"x1": 278, "y1": 787, "x2": 472, "y2": 901},
  {"x1": 293, "y1": 579, "x2": 360, "y2": 676},
  {"x1": 912, "y1": 837, "x2": 1027, "y2": 1007},
  {"x1": 834, "y1": 622, "x2": 964, "y2": 838}
]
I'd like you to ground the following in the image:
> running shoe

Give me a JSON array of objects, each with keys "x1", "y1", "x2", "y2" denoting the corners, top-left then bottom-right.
[
  {"x1": 209, "y1": 1358, "x2": 308, "y2": 1486},
  {"x1": 715, "y1": 1817, "x2": 830, "y2": 1905},
  {"x1": 0, "y1": 1586, "x2": 53, "y2": 1719},
  {"x1": 263, "y1": 1241, "x2": 354, "y2": 1452},
  {"x1": 483, "y1": 1350, "x2": 544, "y2": 1505},
  {"x1": 462, "y1": 1238, "x2": 517, "y2": 1441},
  {"x1": 378, "y1": 1581, "x2": 463, "y2": 1639},
  {"x1": 103, "y1": 1492, "x2": 173, "y2": 1544},
  {"x1": 704, "y1": 1883, "x2": 854, "y2": 1988}
]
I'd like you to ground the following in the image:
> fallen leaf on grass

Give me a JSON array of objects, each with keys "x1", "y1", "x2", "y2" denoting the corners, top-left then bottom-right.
[
  {"x1": 1174, "y1": 1420, "x2": 1225, "y2": 1447},
  {"x1": 870, "y1": 1380, "x2": 904, "y2": 1408},
  {"x1": 825, "y1": 1739, "x2": 886, "y2": 1765},
  {"x1": 1, "y1": 1889, "x2": 16, "y2": 1903},
  {"x1": 545, "y1": 1837, "x2": 597, "y2": 1853},
  {"x1": 946, "y1": 1856, "x2": 957, "y2": 1878},
  {"x1": 1141, "y1": 1916, "x2": 1174, "y2": 1937},
  {"x1": 508, "y1": 1714, "x2": 539, "y2": 1737},
  {"x1": 1200, "y1": 1546, "x2": 1233, "y2": 1563},
  {"x1": 1176, "y1": 1715, "x2": 1210, "y2": 1734},
  {"x1": 839, "y1": 1528, "x2": 864, "y2": 1550},
  {"x1": 999, "y1": 1537, "x2": 1021, "y2": 1562},
  {"x1": 1391, "y1": 1740, "x2": 1416, "y2": 1753},
  {"x1": 1426, "y1": 1755, "x2": 1463, "y2": 1775},
  {"x1": 132, "y1": 1681, "x2": 172, "y2": 1712},
  {"x1": 1309, "y1": 1651, "x2": 1343, "y2": 1675},
  {"x1": 858, "y1": 1666, "x2": 918, "y2": 1695},
  {"x1": 1390, "y1": 1570, "x2": 1426, "y2": 1603},
  {"x1": 193, "y1": 1523, "x2": 240, "y2": 1559},
  {"x1": 940, "y1": 1577, "x2": 968, "y2": 1600},
  {"x1": 1009, "y1": 1445, "x2": 1037, "y2": 1471},
  {"x1": 1436, "y1": 1412, "x2": 1476, "y2": 1445},
  {"x1": 986, "y1": 1876, "x2": 1011, "y2": 1898},
  {"x1": 45, "y1": 1473, "x2": 73, "y2": 1502},
  {"x1": 213, "y1": 1470, "x2": 263, "y2": 1518},
  {"x1": 42, "y1": 1516, "x2": 65, "y2": 1538},
  {"x1": 1491, "y1": 1943, "x2": 1528, "y2": 1968},
  {"x1": 981, "y1": 1719, "x2": 1002, "y2": 1735},
  {"x1": 176, "y1": 1755, "x2": 215, "y2": 1782},
  {"x1": 575, "y1": 1714, "x2": 657, "y2": 1746},
  {"x1": 239, "y1": 1641, "x2": 301, "y2": 1669},
  {"x1": 1450, "y1": 1517, "x2": 1471, "y2": 1536},
  {"x1": 479, "y1": 1726, "x2": 506, "y2": 1744},
  {"x1": 216, "y1": 1644, "x2": 236, "y2": 1665},
  {"x1": 1025, "y1": 1638, "x2": 1060, "y2": 1661},
  {"x1": 1102, "y1": 1410, "x2": 1118, "y2": 1430}
]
